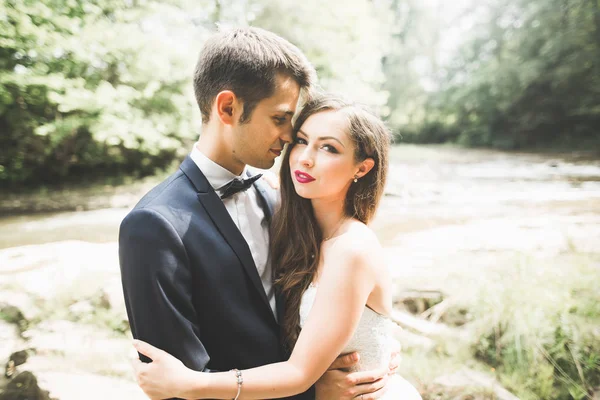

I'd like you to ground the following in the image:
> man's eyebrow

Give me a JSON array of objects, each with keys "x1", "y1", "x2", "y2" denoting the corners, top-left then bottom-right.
[
  {"x1": 274, "y1": 109, "x2": 295, "y2": 116},
  {"x1": 297, "y1": 129, "x2": 346, "y2": 148}
]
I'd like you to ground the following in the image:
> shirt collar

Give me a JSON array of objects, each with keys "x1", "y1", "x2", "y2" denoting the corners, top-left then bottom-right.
[{"x1": 189, "y1": 144, "x2": 249, "y2": 191}]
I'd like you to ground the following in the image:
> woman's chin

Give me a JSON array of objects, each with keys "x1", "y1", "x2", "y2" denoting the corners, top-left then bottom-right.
[{"x1": 292, "y1": 185, "x2": 315, "y2": 199}]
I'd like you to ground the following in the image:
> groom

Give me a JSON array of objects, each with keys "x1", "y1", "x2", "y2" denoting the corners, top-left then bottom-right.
[{"x1": 119, "y1": 27, "x2": 393, "y2": 399}]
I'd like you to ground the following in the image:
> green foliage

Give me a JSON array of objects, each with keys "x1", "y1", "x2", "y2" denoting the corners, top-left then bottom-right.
[
  {"x1": 469, "y1": 256, "x2": 600, "y2": 399},
  {"x1": 0, "y1": 0, "x2": 396, "y2": 186},
  {"x1": 402, "y1": 0, "x2": 600, "y2": 148},
  {"x1": 252, "y1": 0, "x2": 390, "y2": 108},
  {"x1": 0, "y1": 0, "x2": 197, "y2": 186},
  {"x1": 2, "y1": 0, "x2": 598, "y2": 185}
]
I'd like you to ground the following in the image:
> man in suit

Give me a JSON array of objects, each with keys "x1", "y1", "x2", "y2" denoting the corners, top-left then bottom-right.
[{"x1": 119, "y1": 27, "x2": 394, "y2": 399}]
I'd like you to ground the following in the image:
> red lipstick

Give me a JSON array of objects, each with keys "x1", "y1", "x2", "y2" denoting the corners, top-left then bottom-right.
[{"x1": 294, "y1": 170, "x2": 315, "y2": 183}]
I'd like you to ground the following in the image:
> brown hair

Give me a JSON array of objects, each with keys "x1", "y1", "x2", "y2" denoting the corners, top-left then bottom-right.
[
  {"x1": 193, "y1": 27, "x2": 315, "y2": 124},
  {"x1": 270, "y1": 94, "x2": 391, "y2": 351}
]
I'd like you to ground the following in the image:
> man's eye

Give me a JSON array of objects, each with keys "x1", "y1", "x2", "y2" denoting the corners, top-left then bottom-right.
[{"x1": 274, "y1": 117, "x2": 287, "y2": 125}]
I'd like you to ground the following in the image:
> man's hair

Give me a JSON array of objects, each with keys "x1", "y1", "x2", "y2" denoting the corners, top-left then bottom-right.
[{"x1": 193, "y1": 27, "x2": 316, "y2": 124}]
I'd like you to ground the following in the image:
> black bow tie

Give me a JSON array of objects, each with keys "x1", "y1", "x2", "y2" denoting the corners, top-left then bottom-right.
[{"x1": 219, "y1": 174, "x2": 263, "y2": 199}]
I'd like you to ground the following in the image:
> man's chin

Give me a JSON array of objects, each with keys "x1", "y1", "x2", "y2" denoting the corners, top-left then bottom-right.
[{"x1": 250, "y1": 159, "x2": 276, "y2": 170}]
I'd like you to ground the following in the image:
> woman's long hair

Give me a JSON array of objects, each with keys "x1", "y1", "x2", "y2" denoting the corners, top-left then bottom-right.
[{"x1": 270, "y1": 94, "x2": 391, "y2": 351}]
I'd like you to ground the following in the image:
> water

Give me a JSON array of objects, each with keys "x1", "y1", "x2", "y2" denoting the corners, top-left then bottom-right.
[
  {"x1": 0, "y1": 145, "x2": 598, "y2": 399},
  {"x1": 1, "y1": 145, "x2": 599, "y2": 253}
]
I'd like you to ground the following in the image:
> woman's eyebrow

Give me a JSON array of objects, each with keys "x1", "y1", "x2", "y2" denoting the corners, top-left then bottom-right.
[{"x1": 298, "y1": 129, "x2": 345, "y2": 148}]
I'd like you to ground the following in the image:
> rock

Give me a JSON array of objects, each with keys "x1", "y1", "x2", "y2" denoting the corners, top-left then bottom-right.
[
  {"x1": 30, "y1": 371, "x2": 147, "y2": 400},
  {"x1": 67, "y1": 301, "x2": 94, "y2": 319},
  {"x1": 418, "y1": 298, "x2": 471, "y2": 326},
  {"x1": 22, "y1": 320, "x2": 134, "y2": 378},
  {"x1": 0, "y1": 241, "x2": 119, "y2": 302},
  {"x1": 0, "y1": 303, "x2": 27, "y2": 331},
  {"x1": 97, "y1": 278, "x2": 126, "y2": 312},
  {"x1": 394, "y1": 289, "x2": 445, "y2": 314},
  {"x1": 393, "y1": 327, "x2": 436, "y2": 351},
  {"x1": 0, "y1": 320, "x2": 25, "y2": 368},
  {"x1": 5, "y1": 350, "x2": 30, "y2": 378},
  {"x1": 434, "y1": 368, "x2": 519, "y2": 400},
  {"x1": 0, "y1": 371, "x2": 53, "y2": 400},
  {"x1": 0, "y1": 290, "x2": 40, "y2": 323},
  {"x1": 391, "y1": 309, "x2": 453, "y2": 337}
]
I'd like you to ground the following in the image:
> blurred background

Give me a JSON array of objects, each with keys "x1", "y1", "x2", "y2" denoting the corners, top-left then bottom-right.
[{"x1": 0, "y1": 0, "x2": 599, "y2": 399}]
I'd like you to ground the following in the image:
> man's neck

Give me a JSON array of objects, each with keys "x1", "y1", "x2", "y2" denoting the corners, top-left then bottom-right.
[{"x1": 196, "y1": 128, "x2": 245, "y2": 176}]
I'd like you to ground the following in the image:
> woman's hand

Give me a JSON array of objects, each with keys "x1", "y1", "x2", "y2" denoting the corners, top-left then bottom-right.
[{"x1": 132, "y1": 340, "x2": 198, "y2": 400}]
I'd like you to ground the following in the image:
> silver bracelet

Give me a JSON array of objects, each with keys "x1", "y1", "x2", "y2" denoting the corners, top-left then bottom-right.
[{"x1": 231, "y1": 368, "x2": 243, "y2": 400}]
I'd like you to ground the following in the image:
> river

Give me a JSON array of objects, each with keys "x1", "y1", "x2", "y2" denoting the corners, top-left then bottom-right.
[
  {"x1": 1, "y1": 145, "x2": 598, "y2": 254},
  {"x1": 1, "y1": 144, "x2": 599, "y2": 399}
]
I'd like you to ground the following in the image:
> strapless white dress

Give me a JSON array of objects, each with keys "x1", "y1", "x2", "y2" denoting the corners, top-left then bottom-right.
[{"x1": 299, "y1": 284, "x2": 422, "y2": 400}]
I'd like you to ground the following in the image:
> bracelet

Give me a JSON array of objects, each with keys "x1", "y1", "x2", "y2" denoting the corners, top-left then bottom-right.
[{"x1": 230, "y1": 368, "x2": 243, "y2": 400}]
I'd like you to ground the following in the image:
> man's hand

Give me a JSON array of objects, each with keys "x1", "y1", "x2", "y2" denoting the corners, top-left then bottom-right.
[
  {"x1": 132, "y1": 340, "x2": 197, "y2": 400},
  {"x1": 315, "y1": 352, "x2": 390, "y2": 400},
  {"x1": 388, "y1": 338, "x2": 401, "y2": 376}
]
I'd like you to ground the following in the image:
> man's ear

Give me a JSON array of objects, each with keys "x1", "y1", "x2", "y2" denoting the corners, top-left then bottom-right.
[
  {"x1": 214, "y1": 91, "x2": 241, "y2": 125},
  {"x1": 355, "y1": 157, "x2": 375, "y2": 179}
]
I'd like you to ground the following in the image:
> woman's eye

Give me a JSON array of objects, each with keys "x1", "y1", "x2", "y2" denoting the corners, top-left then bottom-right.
[
  {"x1": 295, "y1": 137, "x2": 307, "y2": 145},
  {"x1": 322, "y1": 144, "x2": 338, "y2": 153}
]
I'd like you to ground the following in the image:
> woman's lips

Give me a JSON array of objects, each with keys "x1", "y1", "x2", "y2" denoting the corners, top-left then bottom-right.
[{"x1": 294, "y1": 170, "x2": 315, "y2": 183}]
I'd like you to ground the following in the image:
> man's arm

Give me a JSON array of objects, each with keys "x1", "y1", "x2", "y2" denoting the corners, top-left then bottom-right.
[{"x1": 119, "y1": 208, "x2": 211, "y2": 372}]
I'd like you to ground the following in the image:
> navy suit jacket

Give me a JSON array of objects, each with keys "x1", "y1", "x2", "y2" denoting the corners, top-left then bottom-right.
[{"x1": 119, "y1": 156, "x2": 314, "y2": 399}]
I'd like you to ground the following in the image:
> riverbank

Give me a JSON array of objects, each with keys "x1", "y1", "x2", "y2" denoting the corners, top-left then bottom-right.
[
  {"x1": 2, "y1": 144, "x2": 599, "y2": 217},
  {"x1": 1, "y1": 144, "x2": 599, "y2": 399},
  {"x1": 0, "y1": 174, "x2": 165, "y2": 217}
]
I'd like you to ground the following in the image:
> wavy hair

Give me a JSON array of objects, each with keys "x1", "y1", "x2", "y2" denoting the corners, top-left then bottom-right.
[{"x1": 270, "y1": 94, "x2": 391, "y2": 351}]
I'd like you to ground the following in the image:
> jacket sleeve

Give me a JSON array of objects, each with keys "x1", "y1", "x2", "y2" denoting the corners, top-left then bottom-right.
[{"x1": 119, "y1": 207, "x2": 213, "y2": 374}]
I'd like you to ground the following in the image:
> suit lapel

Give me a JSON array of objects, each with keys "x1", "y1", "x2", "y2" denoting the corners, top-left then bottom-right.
[
  {"x1": 252, "y1": 176, "x2": 275, "y2": 223},
  {"x1": 252, "y1": 177, "x2": 288, "y2": 325},
  {"x1": 180, "y1": 157, "x2": 274, "y2": 318}
]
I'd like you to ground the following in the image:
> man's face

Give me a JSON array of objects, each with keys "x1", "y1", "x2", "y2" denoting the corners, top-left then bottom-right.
[{"x1": 231, "y1": 74, "x2": 301, "y2": 170}]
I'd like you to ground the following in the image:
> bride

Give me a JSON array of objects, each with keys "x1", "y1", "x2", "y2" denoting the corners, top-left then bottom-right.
[{"x1": 132, "y1": 94, "x2": 422, "y2": 400}]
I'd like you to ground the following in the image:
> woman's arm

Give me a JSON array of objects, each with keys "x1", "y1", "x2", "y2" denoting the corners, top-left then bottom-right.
[{"x1": 134, "y1": 234, "x2": 382, "y2": 400}]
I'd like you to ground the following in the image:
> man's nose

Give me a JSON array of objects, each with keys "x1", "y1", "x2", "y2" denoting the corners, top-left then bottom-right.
[{"x1": 279, "y1": 124, "x2": 293, "y2": 144}]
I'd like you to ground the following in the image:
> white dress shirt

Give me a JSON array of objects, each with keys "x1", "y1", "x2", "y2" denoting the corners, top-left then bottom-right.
[{"x1": 190, "y1": 146, "x2": 276, "y2": 317}]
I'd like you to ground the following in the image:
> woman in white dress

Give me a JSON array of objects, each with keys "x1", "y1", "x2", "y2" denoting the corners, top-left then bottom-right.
[{"x1": 132, "y1": 94, "x2": 422, "y2": 400}]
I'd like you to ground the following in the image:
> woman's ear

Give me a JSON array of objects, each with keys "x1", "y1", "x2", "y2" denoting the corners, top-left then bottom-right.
[
  {"x1": 355, "y1": 157, "x2": 375, "y2": 179},
  {"x1": 214, "y1": 91, "x2": 240, "y2": 125}
]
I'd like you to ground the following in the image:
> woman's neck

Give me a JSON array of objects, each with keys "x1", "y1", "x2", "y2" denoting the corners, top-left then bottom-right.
[{"x1": 311, "y1": 197, "x2": 347, "y2": 240}]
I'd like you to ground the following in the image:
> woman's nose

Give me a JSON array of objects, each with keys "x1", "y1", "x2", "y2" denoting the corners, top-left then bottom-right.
[{"x1": 299, "y1": 149, "x2": 314, "y2": 168}]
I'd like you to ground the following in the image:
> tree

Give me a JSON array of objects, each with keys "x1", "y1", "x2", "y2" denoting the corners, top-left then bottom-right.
[
  {"x1": 0, "y1": 0, "x2": 199, "y2": 186},
  {"x1": 418, "y1": 0, "x2": 600, "y2": 149}
]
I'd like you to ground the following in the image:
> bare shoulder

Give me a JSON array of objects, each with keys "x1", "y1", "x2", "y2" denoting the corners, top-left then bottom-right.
[
  {"x1": 339, "y1": 221, "x2": 381, "y2": 249},
  {"x1": 321, "y1": 221, "x2": 388, "y2": 291},
  {"x1": 329, "y1": 221, "x2": 382, "y2": 265}
]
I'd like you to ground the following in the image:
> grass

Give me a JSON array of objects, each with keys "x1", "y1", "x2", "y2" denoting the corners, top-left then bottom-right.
[
  {"x1": 470, "y1": 254, "x2": 600, "y2": 399},
  {"x1": 400, "y1": 251, "x2": 600, "y2": 399}
]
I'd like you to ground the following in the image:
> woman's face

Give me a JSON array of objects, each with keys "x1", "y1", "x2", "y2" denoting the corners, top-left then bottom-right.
[{"x1": 289, "y1": 110, "x2": 364, "y2": 201}]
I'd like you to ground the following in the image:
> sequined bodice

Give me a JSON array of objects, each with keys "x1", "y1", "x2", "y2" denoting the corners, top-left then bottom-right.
[{"x1": 298, "y1": 284, "x2": 392, "y2": 372}]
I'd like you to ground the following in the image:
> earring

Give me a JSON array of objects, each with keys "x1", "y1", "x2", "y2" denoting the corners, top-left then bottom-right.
[{"x1": 353, "y1": 175, "x2": 358, "y2": 183}]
